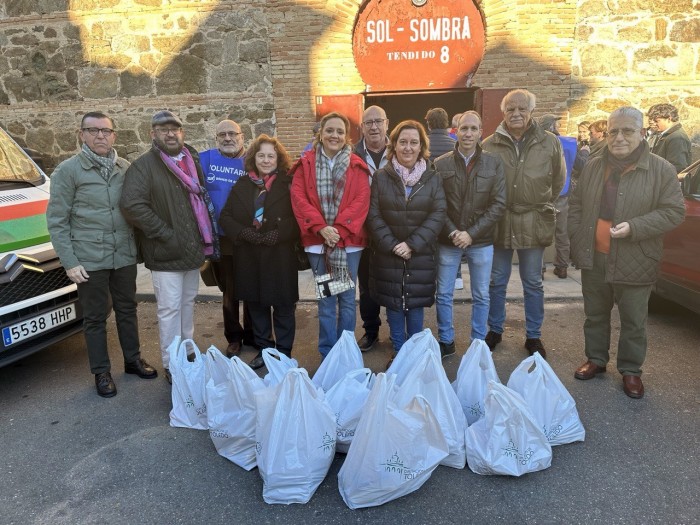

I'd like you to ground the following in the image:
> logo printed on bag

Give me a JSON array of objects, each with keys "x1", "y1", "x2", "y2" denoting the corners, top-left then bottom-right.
[
  {"x1": 255, "y1": 441, "x2": 262, "y2": 455},
  {"x1": 196, "y1": 403, "x2": 207, "y2": 416},
  {"x1": 318, "y1": 432, "x2": 336, "y2": 453},
  {"x1": 468, "y1": 401, "x2": 485, "y2": 419},
  {"x1": 381, "y1": 451, "x2": 423, "y2": 480},
  {"x1": 543, "y1": 424, "x2": 563, "y2": 442},
  {"x1": 210, "y1": 428, "x2": 229, "y2": 439},
  {"x1": 337, "y1": 427, "x2": 355, "y2": 439},
  {"x1": 502, "y1": 439, "x2": 535, "y2": 465},
  {"x1": 185, "y1": 396, "x2": 195, "y2": 409}
]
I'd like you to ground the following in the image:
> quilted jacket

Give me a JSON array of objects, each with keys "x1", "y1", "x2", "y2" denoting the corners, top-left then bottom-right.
[
  {"x1": 568, "y1": 143, "x2": 685, "y2": 284},
  {"x1": 120, "y1": 144, "x2": 209, "y2": 271},
  {"x1": 651, "y1": 123, "x2": 692, "y2": 174},
  {"x1": 482, "y1": 121, "x2": 566, "y2": 249}
]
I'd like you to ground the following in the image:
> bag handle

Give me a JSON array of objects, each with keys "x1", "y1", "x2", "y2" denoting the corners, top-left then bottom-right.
[{"x1": 178, "y1": 338, "x2": 203, "y2": 363}]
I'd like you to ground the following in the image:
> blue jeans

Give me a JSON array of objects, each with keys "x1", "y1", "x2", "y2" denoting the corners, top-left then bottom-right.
[
  {"x1": 385, "y1": 307, "x2": 424, "y2": 354},
  {"x1": 488, "y1": 247, "x2": 545, "y2": 339},
  {"x1": 436, "y1": 244, "x2": 493, "y2": 343},
  {"x1": 308, "y1": 250, "x2": 361, "y2": 357}
]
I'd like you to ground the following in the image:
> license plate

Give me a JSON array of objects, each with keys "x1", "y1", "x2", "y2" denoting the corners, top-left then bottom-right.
[{"x1": 2, "y1": 305, "x2": 77, "y2": 347}]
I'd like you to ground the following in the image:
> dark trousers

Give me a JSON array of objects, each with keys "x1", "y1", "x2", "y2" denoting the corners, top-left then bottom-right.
[
  {"x1": 246, "y1": 302, "x2": 296, "y2": 356},
  {"x1": 358, "y1": 249, "x2": 381, "y2": 336},
  {"x1": 76, "y1": 265, "x2": 140, "y2": 374},
  {"x1": 212, "y1": 255, "x2": 253, "y2": 345},
  {"x1": 581, "y1": 252, "x2": 652, "y2": 375}
]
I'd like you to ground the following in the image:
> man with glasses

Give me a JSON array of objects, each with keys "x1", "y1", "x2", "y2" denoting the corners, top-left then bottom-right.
[
  {"x1": 647, "y1": 103, "x2": 692, "y2": 174},
  {"x1": 121, "y1": 110, "x2": 218, "y2": 384},
  {"x1": 200, "y1": 119, "x2": 253, "y2": 357},
  {"x1": 569, "y1": 106, "x2": 685, "y2": 399},
  {"x1": 353, "y1": 106, "x2": 389, "y2": 351},
  {"x1": 47, "y1": 112, "x2": 157, "y2": 398}
]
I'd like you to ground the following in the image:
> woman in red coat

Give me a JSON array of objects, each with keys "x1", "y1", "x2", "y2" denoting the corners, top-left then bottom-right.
[{"x1": 290, "y1": 112, "x2": 371, "y2": 358}]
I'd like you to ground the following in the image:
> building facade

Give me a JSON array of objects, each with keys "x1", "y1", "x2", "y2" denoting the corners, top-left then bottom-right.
[{"x1": 0, "y1": 0, "x2": 697, "y2": 170}]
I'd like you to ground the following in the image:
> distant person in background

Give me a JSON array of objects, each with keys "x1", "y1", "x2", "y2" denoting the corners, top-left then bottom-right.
[
  {"x1": 577, "y1": 120, "x2": 591, "y2": 148},
  {"x1": 449, "y1": 112, "x2": 462, "y2": 140},
  {"x1": 587, "y1": 120, "x2": 608, "y2": 160},
  {"x1": 290, "y1": 112, "x2": 371, "y2": 359},
  {"x1": 200, "y1": 119, "x2": 253, "y2": 357},
  {"x1": 647, "y1": 103, "x2": 692, "y2": 173},
  {"x1": 569, "y1": 106, "x2": 685, "y2": 399},
  {"x1": 536, "y1": 114, "x2": 579, "y2": 279},
  {"x1": 425, "y1": 107, "x2": 456, "y2": 162},
  {"x1": 48, "y1": 111, "x2": 157, "y2": 398},
  {"x1": 303, "y1": 122, "x2": 321, "y2": 153},
  {"x1": 353, "y1": 105, "x2": 390, "y2": 351}
]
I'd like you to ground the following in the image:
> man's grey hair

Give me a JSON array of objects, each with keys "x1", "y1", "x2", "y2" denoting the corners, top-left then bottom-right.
[
  {"x1": 363, "y1": 105, "x2": 387, "y2": 119},
  {"x1": 501, "y1": 89, "x2": 536, "y2": 112},
  {"x1": 608, "y1": 107, "x2": 643, "y2": 129},
  {"x1": 457, "y1": 110, "x2": 482, "y2": 127}
]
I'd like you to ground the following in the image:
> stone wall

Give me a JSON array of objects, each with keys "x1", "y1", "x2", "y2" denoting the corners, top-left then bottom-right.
[{"x1": 0, "y1": 0, "x2": 698, "y2": 170}]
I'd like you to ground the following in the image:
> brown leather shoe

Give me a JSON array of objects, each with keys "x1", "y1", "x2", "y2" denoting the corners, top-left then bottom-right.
[
  {"x1": 622, "y1": 375, "x2": 644, "y2": 399},
  {"x1": 574, "y1": 360, "x2": 606, "y2": 380},
  {"x1": 553, "y1": 266, "x2": 568, "y2": 279},
  {"x1": 226, "y1": 341, "x2": 242, "y2": 358}
]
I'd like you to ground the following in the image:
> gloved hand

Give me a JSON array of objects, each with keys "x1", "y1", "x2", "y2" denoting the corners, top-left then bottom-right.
[
  {"x1": 66, "y1": 265, "x2": 89, "y2": 283},
  {"x1": 239, "y1": 227, "x2": 263, "y2": 245},
  {"x1": 261, "y1": 229, "x2": 279, "y2": 246}
]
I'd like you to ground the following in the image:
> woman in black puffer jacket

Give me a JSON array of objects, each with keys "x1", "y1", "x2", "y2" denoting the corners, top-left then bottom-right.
[{"x1": 367, "y1": 120, "x2": 446, "y2": 359}]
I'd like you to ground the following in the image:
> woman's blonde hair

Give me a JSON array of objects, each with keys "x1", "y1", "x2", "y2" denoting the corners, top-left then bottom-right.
[{"x1": 312, "y1": 112, "x2": 352, "y2": 150}]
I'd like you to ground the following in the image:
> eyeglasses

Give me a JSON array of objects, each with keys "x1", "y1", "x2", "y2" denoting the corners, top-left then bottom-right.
[
  {"x1": 81, "y1": 127, "x2": 115, "y2": 137},
  {"x1": 154, "y1": 127, "x2": 182, "y2": 136},
  {"x1": 607, "y1": 128, "x2": 640, "y2": 139},
  {"x1": 217, "y1": 131, "x2": 243, "y2": 139},
  {"x1": 362, "y1": 119, "x2": 386, "y2": 128}
]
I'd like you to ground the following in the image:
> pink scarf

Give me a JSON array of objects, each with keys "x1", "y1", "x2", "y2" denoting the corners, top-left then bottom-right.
[
  {"x1": 392, "y1": 157, "x2": 426, "y2": 188},
  {"x1": 158, "y1": 147, "x2": 214, "y2": 256}
]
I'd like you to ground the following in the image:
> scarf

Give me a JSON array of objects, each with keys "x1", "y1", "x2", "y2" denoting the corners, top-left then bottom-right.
[
  {"x1": 316, "y1": 144, "x2": 351, "y2": 271},
  {"x1": 81, "y1": 143, "x2": 116, "y2": 182},
  {"x1": 392, "y1": 157, "x2": 426, "y2": 190},
  {"x1": 157, "y1": 144, "x2": 218, "y2": 258},
  {"x1": 248, "y1": 170, "x2": 277, "y2": 229},
  {"x1": 600, "y1": 142, "x2": 645, "y2": 220}
]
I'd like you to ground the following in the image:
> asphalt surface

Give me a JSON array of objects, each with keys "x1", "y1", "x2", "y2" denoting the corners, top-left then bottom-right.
[{"x1": 1, "y1": 289, "x2": 699, "y2": 525}]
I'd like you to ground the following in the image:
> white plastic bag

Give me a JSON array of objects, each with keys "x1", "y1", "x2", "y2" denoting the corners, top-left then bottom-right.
[
  {"x1": 507, "y1": 352, "x2": 585, "y2": 445},
  {"x1": 169, "y1": 337, "x2": 208, "y2": 430},
  {"x1": 255, "y1": 368, "x2": 336, "y2": 505},
  {"x1": 393, "y1": 350, "x2": 467, "y2": 469},
  {"x1": 325, "y1": 368, "x2": 373, "y2": 453},
  {"x1": 262, "y1": 348, "x2": 299, "y2": 387},
  {"x1": 465, "y1": 381, "x2": 552, "y2": 477},
  {"x1": 206, "y1": 351, "x2": 265, "y2": 470},
  {"x1": 338, "y1": 373, "x2": 449, "y2": 509},
  {"x1": 312, "y1": 330, "x2": 364, "y2": 392},
  {"x1": 386, "y1": 328, "x2": 441, "y2": 385},
  {"x1": 452, "y1": 339, "x2": 501, "y2": 425}
]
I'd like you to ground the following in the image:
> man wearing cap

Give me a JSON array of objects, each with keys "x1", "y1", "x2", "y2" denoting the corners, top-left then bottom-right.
[
  {"x1": 481, "y1": 89, "x2": 566, "y2": 359},
  {"x1": 47, "y1": 111, "x2": 157, "y2": 398},
  {"x1": 353, "y1": 105, "x2": 389, "y2": 351},
  {"x1": 121, "y1": 110, "x2": 219, "y2": 383},
  {"x1": 200, "y1": 119, "x2": 253, "y2": 357}
]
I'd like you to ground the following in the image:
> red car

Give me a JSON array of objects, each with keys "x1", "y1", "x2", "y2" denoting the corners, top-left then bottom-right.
[{"x1": 653, "y1": 159, "x2": 700, "y2": 314}]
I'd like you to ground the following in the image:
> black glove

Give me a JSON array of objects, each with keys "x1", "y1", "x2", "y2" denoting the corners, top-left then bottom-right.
[
  {"x1": 239, "y1": 227, "x2": 263, "y2": 245},
  {"x1": 261, "y1": 229, "x2": 280, "y2": 246}
]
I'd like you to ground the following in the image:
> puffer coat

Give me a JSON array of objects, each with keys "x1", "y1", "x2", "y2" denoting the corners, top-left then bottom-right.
[{"x1": 367, "y1": 162, "x2": 446, "y2": 310}]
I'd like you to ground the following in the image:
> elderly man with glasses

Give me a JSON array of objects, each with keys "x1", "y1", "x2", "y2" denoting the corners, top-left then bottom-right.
[
  {"x1": 121, "y1": 110, "x2": 219, "y2": 384},
  {"x1": 47, "y1": 111, "x2": 157, "y2": 398},
  {"x1": 200, "y1": 119, "x2": 254, "y2": 357},
  {"x1": 568, "y1": 106, "x2": 685, "y2": 399}
]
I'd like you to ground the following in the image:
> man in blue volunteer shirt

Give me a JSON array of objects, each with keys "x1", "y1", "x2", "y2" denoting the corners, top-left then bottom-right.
[{"x1": 200, "y1": 119, "x2": 253, "y2": 357}]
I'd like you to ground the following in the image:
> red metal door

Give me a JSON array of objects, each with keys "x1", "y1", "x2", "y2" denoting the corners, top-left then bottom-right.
[{"x1": 315, "y1": 95, "x2": 364, "y2": 144}]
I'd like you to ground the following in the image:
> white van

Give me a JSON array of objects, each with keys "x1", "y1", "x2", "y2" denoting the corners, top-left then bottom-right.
[{"x1": 0, "y1": 127, "x2": 82, "y2": 366}]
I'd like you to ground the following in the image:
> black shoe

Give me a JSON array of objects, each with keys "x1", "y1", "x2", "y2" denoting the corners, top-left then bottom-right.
[
  {"x1": 249, "y1": 353, "x2": 265, "y2": 370},
  {"x1": 485, "y1": 331, "x2": 502, "y2": 351},
  {"x1": 124, "y1": 358, "x2": 158, "y2": 379},
  {"x1": 164, "y1": 368, "x2": 172, "y2": 385},
  {"x1": 553, "y1": 266, "x2": 568, "y2": 279},
  {"x1": 357, "y1": 333, "x2": 378, "y2": 352},
  {"x1": 524, "y1": 338, "x2": 547, "y2": 359},
  {"x1": 439, "y1": 341, "x2": 456, "y2": 359},
  {"x1": 226, "y1": 341, "x2": 242, "y2": 358},
  {"x1": 95, "y1": 372, "x2": 117, "y2": 398}
]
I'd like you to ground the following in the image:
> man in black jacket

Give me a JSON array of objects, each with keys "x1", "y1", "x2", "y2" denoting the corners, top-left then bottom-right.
[
  {"x1": 434, "y1": 111, "x2": 506, "y2": 356},
  {"x1": 121, "y1": 110, "x2": 217, "y2": 383}
]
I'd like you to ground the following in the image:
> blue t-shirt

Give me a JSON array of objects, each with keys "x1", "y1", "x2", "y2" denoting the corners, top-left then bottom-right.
[
  {"x1": 558, "y1": 136, "x2": 577, "y2": 196},
  {"x1": 199, "y1": 149, "x2": 246, "y2": 230}
]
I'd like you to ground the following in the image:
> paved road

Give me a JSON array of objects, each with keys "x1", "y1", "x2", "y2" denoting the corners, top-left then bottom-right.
[{"x1": 1, "y1": 299, "x2": 698, "y2": 525}]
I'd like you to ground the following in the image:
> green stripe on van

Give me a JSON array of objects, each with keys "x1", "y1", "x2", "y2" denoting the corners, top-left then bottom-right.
[{"x1": 0, "y1": 215, "x2": 50, "y2": 253}]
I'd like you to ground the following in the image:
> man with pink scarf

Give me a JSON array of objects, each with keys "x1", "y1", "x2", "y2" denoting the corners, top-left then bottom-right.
[{"x1": 121, "y1": 110, "x2": 219, "y2": 384}]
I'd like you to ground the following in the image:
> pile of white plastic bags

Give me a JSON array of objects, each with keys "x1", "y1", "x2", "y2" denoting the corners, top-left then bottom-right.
[{"x1": 165, "y1": 327, "x2": 586, "y2": 508}]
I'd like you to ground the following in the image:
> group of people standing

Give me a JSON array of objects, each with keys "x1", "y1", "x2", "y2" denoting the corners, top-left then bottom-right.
[{"x1": 47, "y1": 87, "x2": 687, "y2": 401}]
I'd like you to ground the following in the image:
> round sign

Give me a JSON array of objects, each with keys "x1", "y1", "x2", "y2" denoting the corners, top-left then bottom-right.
[{"x1": 353, "y1": 0, "x2": 485, "y2": 91}]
